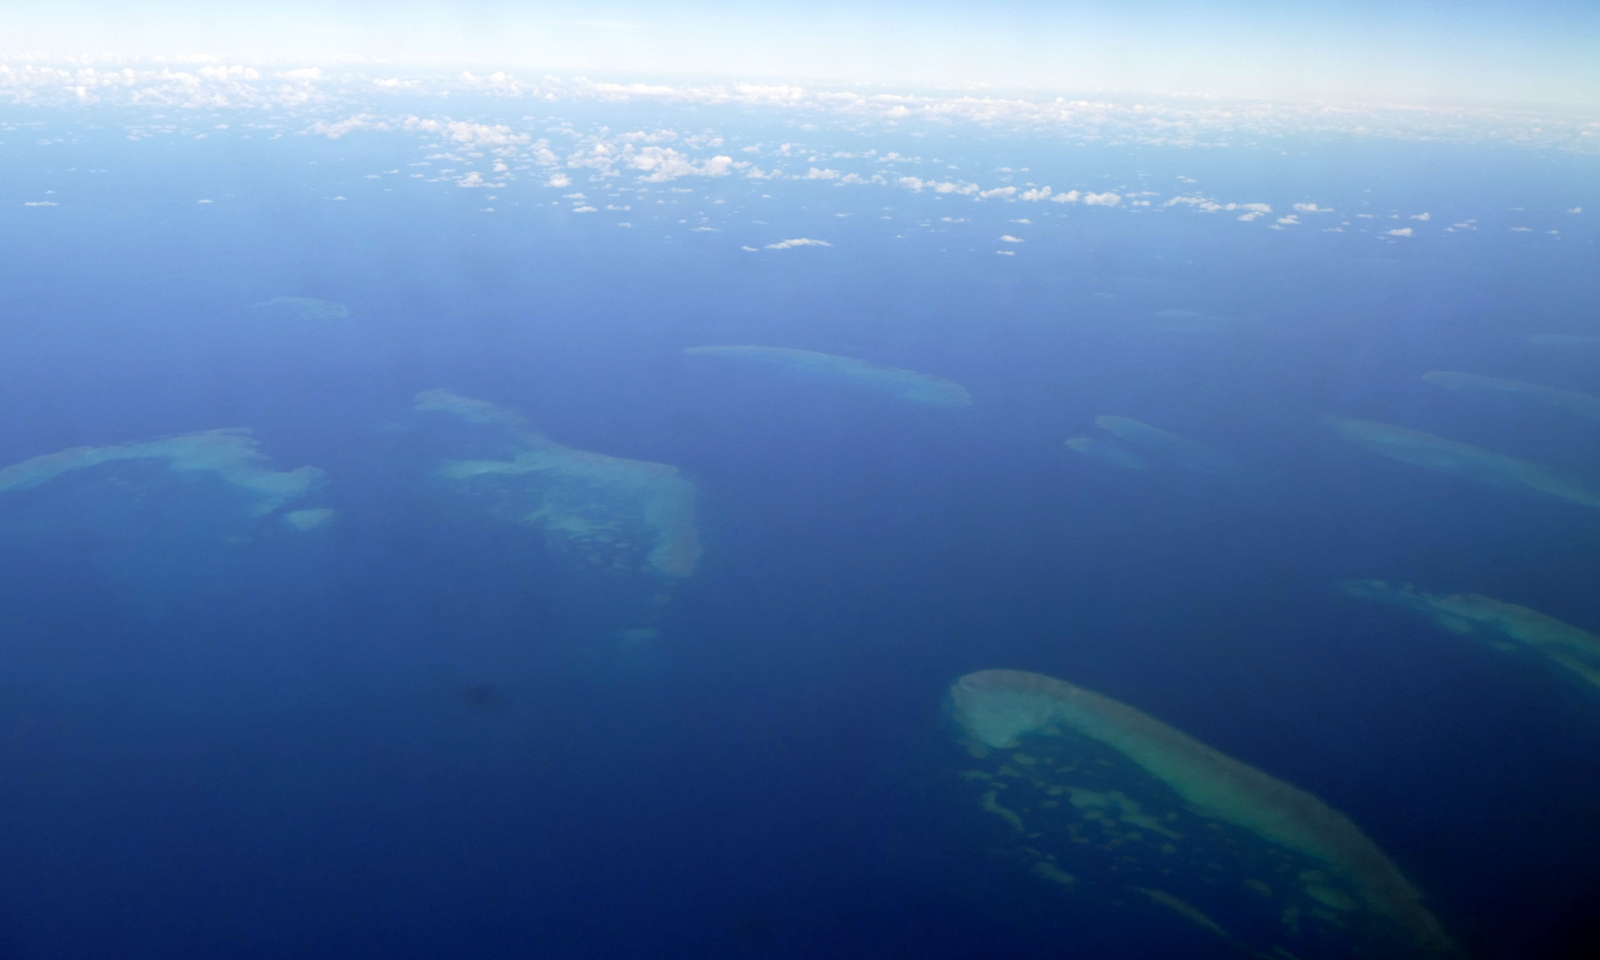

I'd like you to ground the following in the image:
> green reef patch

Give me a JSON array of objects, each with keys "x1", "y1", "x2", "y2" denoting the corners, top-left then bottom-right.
[
  {"x1": 1326, "y1": 415, "x2": 1600, "y2": 510},
  {"x1": 1343, "y1": 580, "x2": 1600, "y2": 694},
  {"x1": 945, "y1": 669, "x2": 1454, "y2": 958},
  {"x1": 416, "y1": 390, "x2": 702, "y2": 578},
  {"x1": 0, "y1": 428, "x2": 327, "y2": 519},
  {"x1": 684, "y1": 345, "x2": 973, "y2": 408},
  {"x1": 1422, "y1": 371, "x2": 1600, "y2": 425},
  {"x1": 1067, "y1": 415, "x2": 1259, "y2": 481}
]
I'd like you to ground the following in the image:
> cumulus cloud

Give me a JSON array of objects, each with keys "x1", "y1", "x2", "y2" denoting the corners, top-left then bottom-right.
[
  {"x1": 402, "y1": 116, "x2": 529, "y2": 149},
  {"x1": 1168, "y1": 197, "x2": 1271, "y2": 216},
  {"x1": 764, "y1": 238, "x2": 831, "y2": 249},
  {"x1": 546, "y1": 173, "x2": 572, "y2": 188},
  {"x1": 897, "y1": 176, "x2": 978, "y2": 195},
  {"x1": 979, "y1": 186, "x2": 1017, "y2": 199},
  {"x1": 998, "y1": 235, "x2": 1023, "y2": 243},
  {"x1": 1386, "y1": 227, "x2": 1414, "y2": 237},
  {"x1": 3, "y1": 67, "x2": 1597, "y2": 154},
  {"x1": 1083, "y1": 192, "x2": 1122, "y2": 206},
  {"x1": 1410, "y1": 212, "x2": 1431, "y2": 220},
  {"x1": 629, "y1": 146, "x2": 734, "y2": 182},
  {"x1": 309, "y1": 114, "x2": 387, "y2": 138},
  {"x1": 1050, "y1": 190, "x2": 1082, "y2": 203},
  {"x1": 1293, "y1": 203, "x2": 1333, "y2": 213},
  {"x1": 805, "y1": 167, "x2": 842, "y2": 179}
]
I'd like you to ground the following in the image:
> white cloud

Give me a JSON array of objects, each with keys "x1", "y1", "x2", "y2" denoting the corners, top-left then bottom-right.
[
  {"x1": 996, "y1": 250, "x2": 1015, "y2": 255},
  {"x1": 23, "y1": 200, "x2": 57, "y2": 206},
  {"x1": 4, "y1": 67, "x2": 1596, "y2": 154},
  {"x1": 979, "y1": 186, "x2": 1017, "y2": 199},
  {"x1": 1276, "y1": 215, "x2": 1300, "y2": 225},
  {"x1": 1569, "y1": 207, "x2": 1583, "y2": 213},
  {"x1": 1386, "y1": 227, "x2": 1413, "y2": 237},
  {"x1": 897, "y1": 176, "x2": 979, "y2": 195},
  {"x1": 572, "y1": 205, "x2": 597, "y2": 212},
  {"x1": 1293, "y1": 203, "x2": 1333, "y2": 213},
  {"x1": 741, "y1": 245, "x2": 759, "y2": 251},
  {"x1": 1083, "y1": 192, "x2": 1121, "y2": 206},
  {"x1": 402, "y1": 116, "x2": 529, "y2": 149},
  {"x1": 1410, "y1": 212, "x2": 1431, "y2": 220},
  {"x1": 765, "y1": 238, "x2": 831, "y2": 249},
  {"x1": 1510, "y1": 226, "x2": 1532, "y2": 232},
  {"x1": 546, "y1": 173, "x2": 573, "y2": 188},
  {"x1": 805, "y1": 167, "x2": 841, "y2": 179},
  {"x1": 309, "y1": 114, "x2": 388, "y2": 138},
  {"x1": 1169, "y1": 197, "x2": 1271, "y2": 216},
  {"x1": 999, "y1": 235, "x2": 1024, "y2": 243},
  {"x1": 630, "y1": 147, "x2": 733, "y2": 182},
  {"x1": 1050, "y1": 190, "x2": 1082, "y2": 203}
]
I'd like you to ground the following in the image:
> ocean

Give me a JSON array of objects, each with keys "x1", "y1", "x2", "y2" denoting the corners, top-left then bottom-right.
[{"x1": 0, "y1": 78, "x2": 1597, "y2": 958}]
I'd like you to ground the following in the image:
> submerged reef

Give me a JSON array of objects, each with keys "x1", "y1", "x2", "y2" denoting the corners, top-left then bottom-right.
[
  {"x1": 416, "y1": 390, "x2": 702, "y2": 577},
  {"x1": 250, "y1": 296, "x2": 349, "y2": 320},
  {"x1": 1423, "y1": 371, "x2": 1600, "y2": 425},
  {"x1": 947, "y1": 669, "x2": 1453, "y2": 957},
  {"x1": 0, "y1": 428, "x2": 326, "y2": 516},
  {"x1": 1527, "y1": 334, "x2": 1600, "y2": 348},
  {"x1": 281, "y1": 507, "x2": 336, "y2": 531},
  {"x1": 1145, "y1": 308, "x2": 1247, "y2": 334},
  {"x1": 1325, "y1": 415, "x2": 1600, "y2": 509},
  {"x1": 683, "y1": 345, "x2": 972, "y2": 408},
  {"x1": 1063, "y1": 436, "x2": 1147, "y2": 469},
  {"x1": 1069, "y1": 415, "x2": 1256, "y2": 479},
  {"x1": 1343, "y1": 580, "x2": 1600, "y2": 692}
]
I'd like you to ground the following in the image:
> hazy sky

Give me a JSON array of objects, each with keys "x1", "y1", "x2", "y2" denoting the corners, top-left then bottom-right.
[{"x1": 4, "y1": 1, "x2": 1598, "y2": 107}]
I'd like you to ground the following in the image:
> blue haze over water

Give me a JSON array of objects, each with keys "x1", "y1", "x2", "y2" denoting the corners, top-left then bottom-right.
[{"x1": 0, "y1": 82, "x2": 1598, "y2": 958}]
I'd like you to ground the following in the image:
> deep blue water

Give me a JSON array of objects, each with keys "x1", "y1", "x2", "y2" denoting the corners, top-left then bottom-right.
[{"x1": 1, "y1": 101, "x2": 1598, "y2": 958}]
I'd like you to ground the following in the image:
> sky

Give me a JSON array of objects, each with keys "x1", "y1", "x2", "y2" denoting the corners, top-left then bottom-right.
[{"x1": 2, "y1": 1, "x2": 1599, "y2": 108}]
